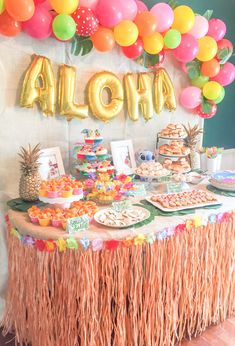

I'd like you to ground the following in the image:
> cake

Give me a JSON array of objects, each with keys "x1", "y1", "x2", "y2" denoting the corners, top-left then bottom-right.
[
  {"x1": 160, "y1": 124, "x2": 187, "y2": 139},
  {"x1": 210, "y1": 171, "x2": 235, "y2": 191}
]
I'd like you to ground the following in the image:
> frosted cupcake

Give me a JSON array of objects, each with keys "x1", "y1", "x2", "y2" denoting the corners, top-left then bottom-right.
[
  {"x1": 96, "y1": 146, "x2": 108, "y2": 160},
  {"x1": 84, "y1": 129, "x2": 103, "y2": 145}
]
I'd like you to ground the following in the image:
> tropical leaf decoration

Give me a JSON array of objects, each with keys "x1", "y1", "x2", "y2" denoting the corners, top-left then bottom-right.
[
  {"x1": 71, "y1": 35, "x2": 93, "y2": 56},
  {"x1": 136, "y1": 51, "x2": 161, "y2": 69},
  {"x1": 186, "y1": 60, "x2": 201, "y2": 80},
  {"x1": 202, "y1": 10, "x2": 214, "y2": 20}
]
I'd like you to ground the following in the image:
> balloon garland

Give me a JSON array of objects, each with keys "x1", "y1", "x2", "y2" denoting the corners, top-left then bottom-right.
[{"x1": 0, "y1": 0, "x2": 234, "y2": 119}]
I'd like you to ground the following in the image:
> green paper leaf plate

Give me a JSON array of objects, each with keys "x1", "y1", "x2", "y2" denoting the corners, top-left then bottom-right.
[{"x1": 7, "y1": 198, "x2": 46, "y2": 212}]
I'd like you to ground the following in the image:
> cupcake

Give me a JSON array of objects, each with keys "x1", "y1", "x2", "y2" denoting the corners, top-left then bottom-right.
[
  {"x1": 46, "y1": 186, "x2": 60, "y2": 199},
  {"x1": 84, "y1": 149, "x2": 96, "y2": 160},
  {"x1": 96, "y1": 146, "x2": 108, "y2": 160},
  {"x1": 84, "y1": 129, "x2": 103, "y2": 145},
  {"x1": 61, "y1": 186, "x2": 73, "y2": 198},
  {"x1": 72, "y1": 182, "x2": 83, "y2": 195},
  {"x1": 38, "y1": 212, "x2": 51, "y2": 227}
]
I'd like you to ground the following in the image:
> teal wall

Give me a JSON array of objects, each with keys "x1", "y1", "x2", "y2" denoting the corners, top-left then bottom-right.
[{"x1": 145, "y1": 0, "x2": 235, "y2": 149}]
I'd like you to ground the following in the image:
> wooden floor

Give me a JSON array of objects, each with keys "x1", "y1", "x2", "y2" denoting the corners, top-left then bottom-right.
[{"x1": 1, "y1": 317, "x2": 235, "y2": 345}]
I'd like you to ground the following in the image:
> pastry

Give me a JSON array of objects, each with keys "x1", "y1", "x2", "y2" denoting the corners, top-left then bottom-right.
[
  {"x1": 136, "y1": 162, "x2": 170, "y2": 177},
  {"x1": 160, "y1": 124, "x2": 187, "y2": 139},
  {"x1": 159, "y1": 142, "x2": 190, "y2": 156},
  {"x1": 163, "y1": 157, "x2": 191, "y2": 173}
]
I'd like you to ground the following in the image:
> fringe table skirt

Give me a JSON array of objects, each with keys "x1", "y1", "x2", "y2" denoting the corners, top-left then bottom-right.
[{"x1": 2, "y1": 219, "x2": 235, "y2": 346}]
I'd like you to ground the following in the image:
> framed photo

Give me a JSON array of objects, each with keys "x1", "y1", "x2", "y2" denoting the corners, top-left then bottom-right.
[
  {"x1": 38, "y1": 147, "x2": 65, "y2": 180},
  {"x1": 111, "y1": 140, "x2": 136, "y2": 175}
]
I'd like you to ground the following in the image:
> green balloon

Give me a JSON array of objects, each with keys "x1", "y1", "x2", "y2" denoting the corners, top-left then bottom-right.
[
  {"x1": 164, "y1": 29, "x2": 181, "y2": 49},
  {"x1": 191, "y1": 75, "x2": 209, "y2": 88},
  {"x1": 215, "y1": 86, "x2": 225, "y2": 104},
  {"x1": 0, "y1": 0, "x2": 5, "y2": 14},
  {"x1": 52, "y1": 14, "x2": 76, "y2": 41}
]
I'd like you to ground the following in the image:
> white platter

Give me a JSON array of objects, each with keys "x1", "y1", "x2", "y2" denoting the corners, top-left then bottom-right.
[
  {"x1": 137, "y1": 171, "x2": 171, "y2": 180},
  {"x1": 158, "y1": 135, "x2": 187, "y2": 140},
  {"x1": 94, "y1": 206, "x2": 150, "y2": 229},
  {"x1": 159, "y1": 153, "x2": 190, "y2": 158},
  {"x1": 39, "y1": 193, "x2": 83, "y2": 208},
  {"x1": 145, "y1": 193, "x2": 221, "y2": 212}
]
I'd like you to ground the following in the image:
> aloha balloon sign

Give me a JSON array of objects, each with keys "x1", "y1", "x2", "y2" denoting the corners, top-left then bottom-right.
[
  {"x1": 0, "y1": 0, "x2": 235, "y2": 119},
  {"x1": 20, "y1": 55, "x2": 176, "y2": 122}
]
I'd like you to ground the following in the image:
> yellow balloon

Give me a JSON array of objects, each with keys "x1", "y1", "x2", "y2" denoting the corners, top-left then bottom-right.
[
  {"x1": 203, "y1": 81, "x2": 222, "y2": 101},
  {"x1": 59, "y1": 65, "x2": 89, "y2": 121},
  {"x1": 20, "y1": 55, "x2": 56, "y2": 116},
  {"x1": 124, "y1": 73, "x2": 153, "y2": 121},
  {"x1": 143, "y1": 32, "x2": 164, "y2": 55},
  {"x1": 114, "y1": 20, "x2": 139, "y2": 47},
  {"x1": 197, "y1": 36, "x2": 218, "y2": 62},
  {"x1": 172, "y1": 5, "x2": 195, "y2": 34},
  {"x1": 49, "y1": 0, "x2": 79, "y2": 14},
  {"x1": 154, "y1": 68, "x2": 176, "y2": 114},
  {"x1": 88, "y1": 71, "x2": 124, "y2": 122}
]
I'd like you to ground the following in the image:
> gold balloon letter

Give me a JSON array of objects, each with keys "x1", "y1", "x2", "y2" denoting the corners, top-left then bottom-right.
[
  {"x1": 59, "y1": 65, "x2": 88, "y2": 121},
  {"x1": 124, "y1": 73, "x2": 153, "y2": 121},
  {"x1": 88, "y1": 71, "x2": 124, "y2": 122},
  {"x1": 20, "y1": 55, "x2": 56, "y2": 116},
  {"x1": 154, "y1": 68, "x2": 176, "y2": 114}
]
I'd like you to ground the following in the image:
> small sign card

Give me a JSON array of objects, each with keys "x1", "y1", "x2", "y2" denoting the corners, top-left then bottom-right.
[
  {"x1": 66, "y1": 215, "x2": 89, "y2": 234},
  {"x1": 127, "y1": 183, "x2": 147, "y2": 197},
  {"x1": 167, "y1": 182, "x2": 184, "y2": 193},
  {"x1": 112, "y1": 200, "x2": 132, "y2": 213}
]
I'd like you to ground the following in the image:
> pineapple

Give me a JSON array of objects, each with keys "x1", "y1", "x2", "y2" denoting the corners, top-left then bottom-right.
[
  {"x1": 18, "y1": 144, "x2": 41, "y2": 201},
  {"x1": 183, "y1": 124, "x2": 203, "y2": 170}
]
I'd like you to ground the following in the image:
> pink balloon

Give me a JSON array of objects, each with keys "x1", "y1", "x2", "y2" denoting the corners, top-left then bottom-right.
[
  {"x1": 207, "y1": 18, "x2": 226, "y2": 42},
  {"x1": 180, "y1": 87, "x2": 202, "y2": 109},
  {"x1": 95, "y1": 0, "x2": 123, "y2": 28},
  {"x1": 34, "y1": 0, "x2": 45, "y2": 3},
  {"x1": 135, "y1": 0, "x2": 148, "y2": 13},
  {"x1": 211, "y1": 62, "x2": 235, "y2": 86},
  {"x1": 173, "y1": 34, "x2": 199, "y2": 63},
  {"x1": 189, "y1": 15, "x2": 208, "y2": 39},
  {"x1": 22, "y1": 4, "x2": 52, "y2": 39},
  {"x1": 119, "y1": 0, "x2": 137, "y2": 21},
  {"x1": 79, "y1": 0, "x2": 99, "y2": 11},
  {"x1": 150, "y1": 3, "x2": 174, "y2": 32}
]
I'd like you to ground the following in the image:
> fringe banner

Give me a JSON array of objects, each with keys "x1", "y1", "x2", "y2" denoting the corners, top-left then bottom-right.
[{"x1": 2, "y1": 219, "x2": 235, "y2": 346}]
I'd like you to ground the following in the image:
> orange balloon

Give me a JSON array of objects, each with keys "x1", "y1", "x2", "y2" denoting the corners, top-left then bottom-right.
[
  {"x1": 0, "y1": 11, "x2": 22, "y2": 36},
  {"x1": 201, "y1": 59, "x2": 221, "y2": 78},
  {"x1": 134, "y1": 11, "x2": 157, "y2": 37},
  {"x1": 5, "y1": 0, "x2": 35, "y2": 22},
  {"x1": 91, "y1": 27, "x2": 115, "y2": 52}
]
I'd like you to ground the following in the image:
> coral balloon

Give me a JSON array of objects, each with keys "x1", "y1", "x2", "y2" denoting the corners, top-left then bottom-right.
[
  {"x1": 119, "y1": 0, "x2": 137, "y2": 21},
  {"x1": 201, "y1": 59, "x2": 220, "y2": 78},
  {"x1": 96, "y1": 0, "x2": 123, "y2": 28},
  {"x1": 203, "y1": 81, "x2": 222, "y2": 101},
  {"x1": 52, "y1": 14, "x2": 76, "y2": 41},
  {"x1": 122, "y1": 37, "x2": 144, "y2": 59},
  {"x1": 172, "y1": 5, "x2": 195, "y2": 34},
  {"x1": 134, "y1": 11, "x2": 157, "y2": 37},
  {"x1": 22, "y1": 4, "x2": 52, "y2": 39},
  {"x1": 196, "y1": 102, "x2": 217, "y2": 119},
  {"x1": 5, "y1": 0, "x2": 35, "y2": 22},
  {"x1": 143, "y1": 32, "x2": 164, "y2": 55},
  {"x1": 180, "y1": 86, "x2": 202, "y2": 109},
  {"x1": 49, "y1": 0, "x2": 78, "y2": 14},
  {"x1": 114, "y1": 20, "x2": 138, "y2": 47},
  {"x1": 91, "y1": 26, "x2": 115, "y2": 52},
  {"x1": 79, "y1": 0, "x2": 98, "y2": 11},
  {"x1": 208, "y1": 18, "x2": 226, "y2": 42},
  {"x1": 0, "y1": 11, "x2": 22, "y2": 36},
  {"x1": 212, "y1": 62, "x2": 235, "y2": 86},
  {"x1": 197, "y1": 36, "x2": 218, "y2": 62},
  {"x1": 150, "y1": 3, "x2": 174, "y2": 33},
  {"x1": 217, "y1": 38, "x2": 233, "y2": 55},
  {"x1": 135, "y1": 0, "x2": 148, "y2": 13},
  {"x1": 188, "y1": 15, "x2": 208, "y2": 39},
  {"x1": 173, "y1": 34, "x2": 199, "y2": 63},
  {"x1": 0, "y1": 0, "x2": 5, "y2": 14},
  {"x1": 72, "y1": 7, "x2": 98, "y2": 36},
  {"x1": 164, "y1": 29, "x2": 181, "y2": 49}
]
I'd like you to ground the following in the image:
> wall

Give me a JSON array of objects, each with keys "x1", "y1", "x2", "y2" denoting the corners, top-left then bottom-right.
[{"x1": 145, "y1": 0, "x2": 235, "y2": 149}]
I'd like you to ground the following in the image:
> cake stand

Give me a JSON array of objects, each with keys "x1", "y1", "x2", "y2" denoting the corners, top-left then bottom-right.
[{"x1": 39, "y1": 193, "x2": 83, "y2": 209}]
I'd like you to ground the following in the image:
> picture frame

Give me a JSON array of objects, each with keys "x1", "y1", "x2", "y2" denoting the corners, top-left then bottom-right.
[
  {"x1": 38, "y1": 147, "x2": 65, "y2": 180},
  {"x1": 111, "y1": 140, "x2": 136, "y2": 175}
]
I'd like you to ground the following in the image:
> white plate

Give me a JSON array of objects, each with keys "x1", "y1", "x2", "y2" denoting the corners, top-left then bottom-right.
[
  {"x1": 94, "y1": 206, "x2": 151, "y2": 228},
  {"x1": 39, "y1": 193, "x2": 83, "y2": 208},
  {"x1": 159, "y1": 153, "x2": 190, "y2": 158},
  {"x1": 145, "y1": 192, "x2": 221, "y2": 212}
]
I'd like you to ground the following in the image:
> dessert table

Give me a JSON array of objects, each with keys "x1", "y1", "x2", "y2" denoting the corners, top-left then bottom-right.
[{"x1": 2, "y1": 183, "x2": 235, "y2": 346}]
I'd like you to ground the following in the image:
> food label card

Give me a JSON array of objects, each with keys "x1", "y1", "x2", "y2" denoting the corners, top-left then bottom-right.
[
  {"x1": 112, "y1": 200, "x2": 132, "y2": 213},
  {"x1": 66, "y1": 215, "x2": 89, "y2": 234}
]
